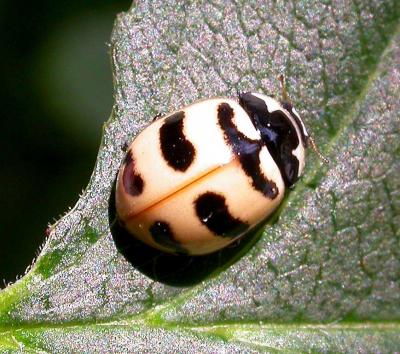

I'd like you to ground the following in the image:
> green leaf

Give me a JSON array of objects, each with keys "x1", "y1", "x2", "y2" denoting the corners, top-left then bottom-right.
[{"x1": 1, "y1": 1, "x2": 400, "y2": 352}]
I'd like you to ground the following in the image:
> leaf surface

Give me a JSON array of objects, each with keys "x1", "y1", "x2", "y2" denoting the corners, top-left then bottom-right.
[{"x1": 1, "y1": 1, "x2": 399, "y2": 352}]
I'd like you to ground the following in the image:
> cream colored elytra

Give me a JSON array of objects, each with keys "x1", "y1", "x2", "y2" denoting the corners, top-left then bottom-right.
[{"x1": 116, "y1": 98, "x2": 286, "y2": 255}]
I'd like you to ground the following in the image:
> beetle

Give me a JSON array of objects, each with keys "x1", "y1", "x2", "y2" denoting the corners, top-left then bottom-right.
[{"x1": 115, "y1": 78, "x2": 326, "y2": 255}]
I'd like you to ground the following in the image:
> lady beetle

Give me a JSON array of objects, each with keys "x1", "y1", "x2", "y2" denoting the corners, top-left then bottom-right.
[{"x1": 115, "y1": 78, "x2": 326, "y2": 255}]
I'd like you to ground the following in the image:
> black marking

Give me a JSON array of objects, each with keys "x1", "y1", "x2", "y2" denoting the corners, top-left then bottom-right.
[
  {"x1": 149, "y1": 221, "x2": 188, "y2": 254},
  {"x1": 281, "y1": 101, "x2": 308, "y2": 147},
  {"x1": 195, "y1": 192, "x2": 249, "y2": 238},
  {"x1": 159, "y1": 111, "x2": 195, "y2": 172},
  {"x1": 238, "y1": 93, "x2": 301, "y2": 187},
  {"x1": 152, "y1": 112, "x2": 163, "y2": 122},
  {"x1": 122, "y1": 151, "x2": 144, "y2": 196},
  {"x1": 217, "y1": 102, "x2": 279, "y2": 199}
]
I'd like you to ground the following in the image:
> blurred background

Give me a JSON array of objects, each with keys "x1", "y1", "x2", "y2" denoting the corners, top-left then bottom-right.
[{"x1": 0, "y1": 1, "x2": 130, "y2": 285}]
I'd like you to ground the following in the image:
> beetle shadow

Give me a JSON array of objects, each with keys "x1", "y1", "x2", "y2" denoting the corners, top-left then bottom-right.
[{"x1": 108, "y1": 176, "x2": 262, "y2": 287}]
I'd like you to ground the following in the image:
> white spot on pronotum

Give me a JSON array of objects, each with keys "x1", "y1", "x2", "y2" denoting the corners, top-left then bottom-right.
[
  {"x1": 292, "y1": 107, "x2": 309, "y2": 138},
  {"x1": 292, "y1": 143, "x2": 305, "y2": 177}
]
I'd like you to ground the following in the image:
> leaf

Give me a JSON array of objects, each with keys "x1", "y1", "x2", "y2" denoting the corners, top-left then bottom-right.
[{"x1": 1, "y1": 1, "x2": 400, "y2": 352}]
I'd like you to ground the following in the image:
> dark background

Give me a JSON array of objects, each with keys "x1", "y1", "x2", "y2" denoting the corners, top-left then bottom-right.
[{"x1": 0, "y1": 1, "x2": 130, "y2": 285}]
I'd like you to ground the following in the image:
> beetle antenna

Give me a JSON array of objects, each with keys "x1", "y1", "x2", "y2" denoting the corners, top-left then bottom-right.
[
  {"x1": 307, "y1": 136, "x2": 329, "y2": 164},
  {"x1": 279, "y1": 74, "x2": 329, "y2": 164},
  {"x1": 278, "y1": 74, "x2": 289, "y2": 103}
]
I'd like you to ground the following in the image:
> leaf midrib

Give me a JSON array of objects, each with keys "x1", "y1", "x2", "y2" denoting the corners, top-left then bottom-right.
[{"x1": 0, "y1": 317, "x2": 399, "y2": 334}]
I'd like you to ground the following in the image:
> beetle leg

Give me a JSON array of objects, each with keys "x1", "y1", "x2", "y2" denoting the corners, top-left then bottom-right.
[
  {"x1": 121, "y1": 142, "x2": 129, "y2": 152},
  {"x1": 152, "y1": 112, "x2": 163, "y2": 122}
]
